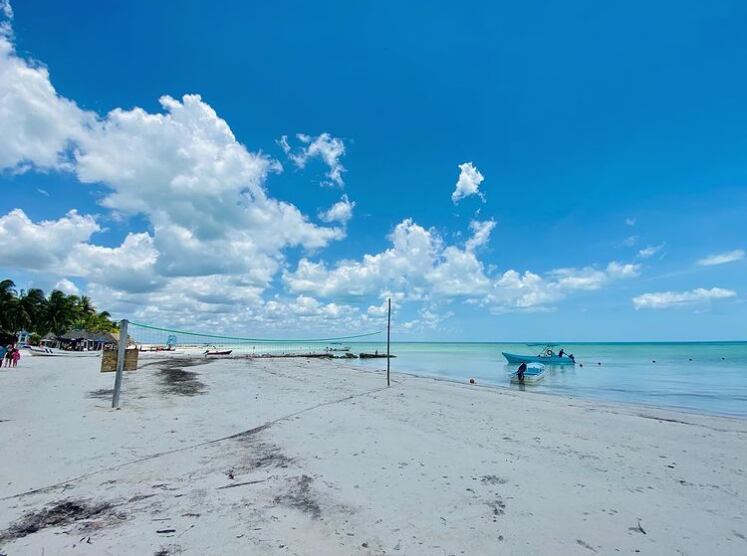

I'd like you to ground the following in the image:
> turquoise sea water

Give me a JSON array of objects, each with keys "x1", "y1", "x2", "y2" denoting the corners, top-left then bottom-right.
[{"x1": 349, "y1": 342, "x2": 747, "y2": 417}]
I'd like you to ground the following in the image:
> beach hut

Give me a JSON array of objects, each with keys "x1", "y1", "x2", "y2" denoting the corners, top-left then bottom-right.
[{"x1": 57, "y1": 329, "x2": 118, "y2": 351}]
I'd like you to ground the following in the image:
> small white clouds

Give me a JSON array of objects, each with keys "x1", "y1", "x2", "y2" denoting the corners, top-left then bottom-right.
[
  {"x1": 465, "y1": 219, "x2": 495, "y2": 251},
  {"x1": 625, "y1": 217, "x2": 636, "y2": 227},
  {"x1": 285, "y1": 214, "x2": 638, "y2": 314},
  {"x1": 400, "y1": 306, "x2": 454, "y2": 331},
  {"x1": 622, "y1": 235, "x2": 638, "y2": 247},
  {"x1": 638, "y1": 243, "x2": 664, "y2": 258},
  {"x1": 487, "y1": 261, "x2": 640, "y2": 312},
  {"x1": 319, "y1": 195, "x2": 355, "y2": 224},
  {"x1": 605, "y1": 261, "x2": 641, "y2": 280},
  {"x1": 549, "y1": 262, "x2": 640, "y2": 291},
  {"x1": 280, "y1": 132, "x2": 346, "y2": 187},
  {"x1": 36, "y1": 188, "x2": 50, "y2": 197},
  {"x1": 264, "y1": 295, "x2": 356, "y2": 321},
  {"x1": 633, "y1": 287, "x2": 736, "y2": 310},
  {"x1": 696, "y1": 249, "x2": 745, "y2": 267},
  {"x1": 451, "y1": 162, "x2": 485, "y2": 204}
]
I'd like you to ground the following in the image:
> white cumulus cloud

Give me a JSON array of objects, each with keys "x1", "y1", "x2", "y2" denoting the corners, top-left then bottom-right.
[
  {"x1": 0, "y1": 23, "x2": 92, "y2": 171},
  {"x1": 486, "y1": 261, "x2": 640, "y2": 312},
  {"x1": 451, "y1": 162, "x2": 485, "y2": 203},
  {"x1": 0, "y1": 209, "x2": 100, "y2": 271},
  {"x1": 465, "y1": 219, "x2": 495, "y2": 251},
  {"x1": 280, "y1": 132, "x2": 346, "y2": 187},
  {"x1": 633, "y1": 287, "x2": 736, "y2": 309},
  {"x1": 53, "y1": 278, "x2": 79, "y2": 295},
  {"x1": 319, "y1": 195, "x2": 355, "y2": 224},
  {"x1": 0, "y1": 10, "x2": 347, "y2": 316}
]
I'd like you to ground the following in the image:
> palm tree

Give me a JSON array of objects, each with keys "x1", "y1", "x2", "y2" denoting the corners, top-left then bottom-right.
[
  {"x1": 20, "y1": 288, "x2": 48, "y2": 334},
  {"x1": 0, "y1": 279, "x2": 18, "y2": 332},
  {"x1": 4, "y1": 297, "x2": 31, "y2": 333},
  {"x1": 45, "y1": 289, "x2": 77, "y2": 336},
  {"x1": 79, "y1": 296, "x2": 95, "y2": 317},
  {"x1": 0, "y1": 278, "x2": 116, "y2": 338}
]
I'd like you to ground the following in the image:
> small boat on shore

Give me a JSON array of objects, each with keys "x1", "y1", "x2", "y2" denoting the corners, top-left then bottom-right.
[
  {"x1": 204, "y1": 349, "x2": 232, "y2": 356},
  {"x1": 510, "y1": 363, "x2": 546, "y2": 383},
  {"x1": 359, "y1": 352, "x2": 396, "y2": 359},
  {"x1": 325, "y1": 344, "x2": 351, "y2": 352},
  {"x1": 139, "y1": 345, "x2": 175, "y2": 352},
  {"x1": 503, "y1": 345, "x2": 575, "y2": 366},
  {"x1": 28, "y1": 346, "x2": 102, "y2": 358}
]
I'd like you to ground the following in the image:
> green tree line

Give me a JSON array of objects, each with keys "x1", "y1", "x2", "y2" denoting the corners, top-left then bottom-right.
[{"x1": 0, "y1": 279, "x2": 117, "y2": 338}]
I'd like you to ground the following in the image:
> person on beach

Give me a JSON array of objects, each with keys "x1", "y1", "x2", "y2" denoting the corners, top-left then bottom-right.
[
  {"x1": 0, "y1": 345, "x2": 6, "y2": 364},
  {"x1": 4, "y1": 346, "x2": 13, "y2": 368},
  {"x1": 11, "y1": 347, "x2": 20, "y2": 367},
  {"x1": 516, "y1": 362, "x2": 527, "y2": 385}
]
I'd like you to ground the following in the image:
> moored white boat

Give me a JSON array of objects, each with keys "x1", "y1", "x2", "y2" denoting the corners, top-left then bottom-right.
[
  {"x1": 325, "y1": 345, "x2": 351, "y2": 352},
  {"x1": 28, "y1": 346, "x2": 102, "y2": 357},
  {"x1": 510, "y1": 363, "x2": 546, "y2": 383}
]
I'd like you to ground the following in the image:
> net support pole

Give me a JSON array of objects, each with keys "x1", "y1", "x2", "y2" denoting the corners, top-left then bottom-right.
[
  {"x1": 112, "y1": 319, "x2": 128, "y2": 409},
  {"x1": 386, "y1": 298, "x2": 391, "y2": 387}
]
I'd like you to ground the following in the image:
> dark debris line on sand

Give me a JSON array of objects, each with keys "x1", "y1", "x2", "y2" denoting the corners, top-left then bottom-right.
[
  {"x1": 0, "y1": 500, "x2": 121, "y2": 543},
  {"x1": 273, "y1": 475, "x2": 323, "y2": 519},
  {"x1": 155, "y1": 358, "x2": 214, "y2": 397},
  {"x1": 87, "y1": 388, "x2": 114, "y2": 400}
]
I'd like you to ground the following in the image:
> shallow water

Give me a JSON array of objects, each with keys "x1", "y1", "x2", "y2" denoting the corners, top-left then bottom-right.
[{"x1": 349, "y1": 342, "x2": 747, "y2": 417}]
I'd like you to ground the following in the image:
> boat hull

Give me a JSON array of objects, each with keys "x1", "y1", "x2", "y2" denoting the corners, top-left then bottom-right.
[
  {"x1": 205, "y1": 350, "x2": 232, "y2": 356},
  {"x1": 510, "y1": 363, "x2": 546, "y2": 383},
  {"x1": 27, "y1": 347, "x2": 101, "y2": 357},
  {"x1": 502, "y1": 352, "x2": 574, "y2": 365}
]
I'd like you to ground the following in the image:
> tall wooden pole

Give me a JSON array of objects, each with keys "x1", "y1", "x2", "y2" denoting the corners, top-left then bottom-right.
[
  {"x1": 386, "y1": 298, "x2": 391, "y2": 387},
  {"x1": 112, "y1": 319, "x2": 128, "y2": 408}
]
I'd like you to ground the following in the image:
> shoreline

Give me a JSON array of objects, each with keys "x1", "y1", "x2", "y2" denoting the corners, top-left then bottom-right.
[
  {"x1": 2, "y1": 355, "x2": 745, "y2": 554},
  {"x1": 381, "y1": 365, "x2": 747, "y2": 421}
]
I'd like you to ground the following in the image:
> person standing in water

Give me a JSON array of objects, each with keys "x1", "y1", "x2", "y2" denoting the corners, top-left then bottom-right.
[{"x1": 516, "y1": 362, "x2": 527, "y2": 385}]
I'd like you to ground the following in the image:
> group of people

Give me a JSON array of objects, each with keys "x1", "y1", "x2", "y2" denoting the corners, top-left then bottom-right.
[{"x1": 0, "y1": 345, "x2": 21, "y2": 368}]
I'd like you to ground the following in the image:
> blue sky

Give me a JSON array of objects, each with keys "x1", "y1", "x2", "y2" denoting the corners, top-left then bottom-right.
[{"x1": 1, "y1": 0, "x2": 745, "y2": 341}]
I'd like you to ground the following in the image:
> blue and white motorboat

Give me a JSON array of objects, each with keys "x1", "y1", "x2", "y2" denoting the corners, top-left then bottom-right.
[
  {"x1": 510, "y1": 363, "x2": 546, "y2": 383},
  {"x1": 502, "y1": 345, "x2": 575, "y2": 366}
]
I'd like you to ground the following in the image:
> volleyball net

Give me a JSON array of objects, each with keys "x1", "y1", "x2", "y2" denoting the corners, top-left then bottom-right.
[{"x1": 126, "y1": 320, "x2": 389, "y2": 360}]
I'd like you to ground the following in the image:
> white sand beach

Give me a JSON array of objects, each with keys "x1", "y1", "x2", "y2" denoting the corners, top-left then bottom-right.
[{"x1": 1, "y1": 355, "x2": 745, "y2": 555}]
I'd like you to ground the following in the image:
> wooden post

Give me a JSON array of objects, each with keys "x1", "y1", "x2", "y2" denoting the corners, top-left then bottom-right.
[
  {"x1": 386, "y1": 298, "x2": 391, "y2": 387},
  {"x1": 111, "y1": 319, "x2": 128, "y2": 408}
]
